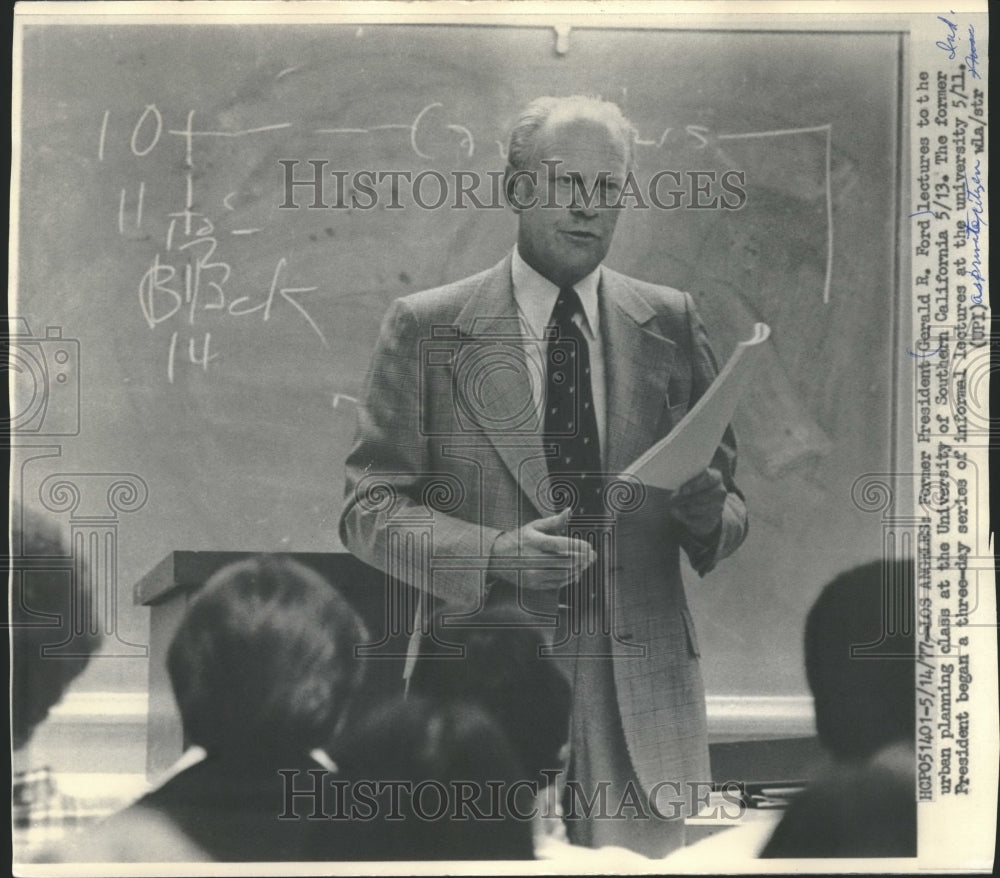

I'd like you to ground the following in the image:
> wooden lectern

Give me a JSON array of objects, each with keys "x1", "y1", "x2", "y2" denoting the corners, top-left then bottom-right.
[{"x1": 134, "y1": 552, "x2": 413, "y2": 779}]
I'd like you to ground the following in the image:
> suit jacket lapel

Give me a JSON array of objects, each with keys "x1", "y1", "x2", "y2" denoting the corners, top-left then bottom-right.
[
  {"x1": 454, "y1": 256, "x2": 552, "y2": 517},
  {"x1": 449, "y1": 260, "x2": 678, "y2": 512},
  {"x1": 600, "y1": 270, "x2": 677, "y2": 474}
]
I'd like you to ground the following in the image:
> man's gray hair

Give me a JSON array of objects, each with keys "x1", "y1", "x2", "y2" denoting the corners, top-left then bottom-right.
[{"x1": 505, "y1": 94, "x2": 637, "y2": 174}]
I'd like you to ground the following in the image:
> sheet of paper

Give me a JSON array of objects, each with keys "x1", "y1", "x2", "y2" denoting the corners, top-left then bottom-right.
[{"x1": 625, "y1": 323, "x2": 771, "y2": 490}]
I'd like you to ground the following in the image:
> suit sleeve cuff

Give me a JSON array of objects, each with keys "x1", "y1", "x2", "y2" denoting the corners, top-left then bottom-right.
[{"x1": 683, "y1": 493, "x2": 748, "y2": 577}]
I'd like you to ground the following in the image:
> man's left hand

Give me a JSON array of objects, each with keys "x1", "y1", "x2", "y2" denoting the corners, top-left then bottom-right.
[{"x1": 669, "y1": 467, "x2": 727, "y2": 536}]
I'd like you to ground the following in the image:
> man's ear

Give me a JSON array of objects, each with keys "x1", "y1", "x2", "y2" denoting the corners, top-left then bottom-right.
[{"x1": 504, "y1": 164, "x2": 533, "y2": 213}]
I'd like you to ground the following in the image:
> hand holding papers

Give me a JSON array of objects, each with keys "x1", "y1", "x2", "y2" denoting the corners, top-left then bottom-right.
[{"x1": 624, "y1": 323, "x2": 772, "y2": 491}]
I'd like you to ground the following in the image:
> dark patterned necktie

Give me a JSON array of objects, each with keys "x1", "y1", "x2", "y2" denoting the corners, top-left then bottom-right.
[{"x1": 544, "y1": 287, "x2": 603, "y2": 518}]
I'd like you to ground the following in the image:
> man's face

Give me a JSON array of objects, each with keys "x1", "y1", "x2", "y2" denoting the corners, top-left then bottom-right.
[{"x1": 513, "y1": 117, "x2": 629, "y2": 289}]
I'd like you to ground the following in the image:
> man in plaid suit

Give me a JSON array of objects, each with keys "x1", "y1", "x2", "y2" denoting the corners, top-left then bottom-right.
[{"x1": 341, "y1": 95, "x2": 747, "y2": 856}]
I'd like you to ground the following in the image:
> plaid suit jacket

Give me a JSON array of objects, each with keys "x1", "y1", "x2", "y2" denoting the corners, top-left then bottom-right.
[{"x1": 340, "y1": 254, "x2": 747, "y2": 793}]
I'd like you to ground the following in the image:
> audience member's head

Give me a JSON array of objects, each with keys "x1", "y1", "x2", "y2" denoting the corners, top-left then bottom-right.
[
  {"x1": 166, "y1": 555, "x2": 367, "y2": 762},
  {"x1": 337, "y1": 695, "x2": 535, "y2": 860},
  {"x1": 55, "y1": 556, "x2": 368, "y2": 864},
  {"x1": 407, "y1": 607, "x2": 572, "y2": 783},
  {"x1": 761, "y1": 558, "x2": 916, "y2": 859},
  {"x1": 11, "y1": 504, "x2": 101, "y2": 750},
  {"x1": 804, "y1": 559, "x2": 915, "y2": 761}
]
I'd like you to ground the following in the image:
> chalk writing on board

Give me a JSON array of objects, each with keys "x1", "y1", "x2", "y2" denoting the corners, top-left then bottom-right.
[
  {"x1": 634, "y1": 125, "x2": 710, "y2": 149},
  {"x1": 446, "y1": 124, "x2": 475, "y2": 158},
  {"x1": 144, "y1": 172, "x2": 327, "y2": 381},
  {"x1": 130, "y1": 104, "x2": 162, "y2": 157},
  {"x1": 716, "y1": 124, "x2": 834, "y2": 305},
  {"x1": 109, "y1": 100, "x2": 838, "y2": 378},
  {"x1": 168, "y1": 110, "x2": 293, "y2": 168},
  {"x1": 107, "y1": 105, "x2": 327, "y2": 383},
  {"x1": 98, "y1": 109, "x2": 109, "y2": 162},
  {"x1": 166, "y1": 330, "x2": 218, "y2": 384},
  {"x1": 315, "y1": 102, "x2": 474, "y2": 159},
  {"x1": 118, "y1": 183, "x2": 146, "y2": 237},
  {"x1": 332, "y1": 393, "x2": 358, "y2": 409},
  {"x1": 108, "y1": 104, "x2": 294, "y2": 168},
  {"x1": 227, "y1": 257, "x2": 327, "y2": 346}
]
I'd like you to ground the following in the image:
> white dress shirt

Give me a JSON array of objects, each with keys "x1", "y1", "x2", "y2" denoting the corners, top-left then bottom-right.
[{"x1": 510, "y1": 246, "x2": 607, "y2": 459}]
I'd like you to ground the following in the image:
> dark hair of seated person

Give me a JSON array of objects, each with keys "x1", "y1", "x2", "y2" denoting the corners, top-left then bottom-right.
[
  {"x1": 804, "y1": 559, "x2": 915, "y2": 761},
  {"x1": 406, "y1": 606, "x2": 572, "y2": 784},
  {"x1": 11, "y1": 504, "x2": 102, "y2": 750},
  {"x1": 761, "y1": 559, "x2": 916, "y2": 859},
  {"x1": 97, "y1": 555, "x2": 371, "y2": 862},
  {"x1": 167, "y1": 554, "x2": 367, "y2": 762},
  {"x1": 334, "y1": 696, "x2": 535, "y2": 861}
]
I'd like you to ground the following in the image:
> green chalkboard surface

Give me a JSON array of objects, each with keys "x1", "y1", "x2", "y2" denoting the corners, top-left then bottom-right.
[{"x1": 14, "y1": 23, "x2": 902, "y2": 696}]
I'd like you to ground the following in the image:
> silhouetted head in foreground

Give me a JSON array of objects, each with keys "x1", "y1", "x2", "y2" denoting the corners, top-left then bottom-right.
[
  {"x1": 805, "y1": 558, "x2": 915, "y2": 761},
  {"x1": 761, "y1": 558, "x2": 916, "y2": 859},
  {"x1": 337, "y1": 696, "x2": 535, "y2": 861},
  {"x1": 408, "y1": 606, "x2": 572, "y2": 784},
  {"x1": 11, "y1": 504, "x2": 101, "y2": 750},
  {"x1": 167, "y1": 555, "x2": 367, "y2": 761}
]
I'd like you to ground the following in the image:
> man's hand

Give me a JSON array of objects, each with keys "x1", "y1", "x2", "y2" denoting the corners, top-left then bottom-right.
[
  {"x1": 488, "y1": 508, "x2": 597, "y2": 590},
  {"x1": 669, "y1": 467, "x2": 728, "y2": 537}
]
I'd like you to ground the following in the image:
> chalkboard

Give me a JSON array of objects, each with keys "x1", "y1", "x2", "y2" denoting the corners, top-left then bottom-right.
[{"x1": 13, "y1": 23, "x2": 902, "y2": 699}]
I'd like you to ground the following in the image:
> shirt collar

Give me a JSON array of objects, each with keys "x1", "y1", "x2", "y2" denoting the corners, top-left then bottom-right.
[{"x1": 511, "y1": 246, "x2": 601, "y2": 338}]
